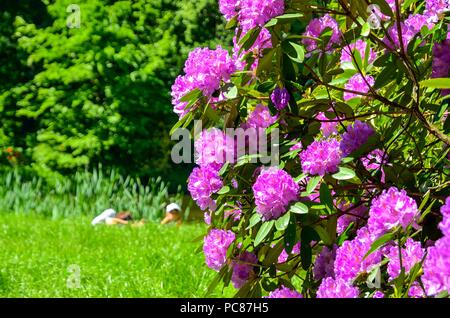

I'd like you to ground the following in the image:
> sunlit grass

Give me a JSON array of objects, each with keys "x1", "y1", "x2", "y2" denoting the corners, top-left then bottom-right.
[{"x1": 0, "y1": 213, "x2": 234, "y2": 297}]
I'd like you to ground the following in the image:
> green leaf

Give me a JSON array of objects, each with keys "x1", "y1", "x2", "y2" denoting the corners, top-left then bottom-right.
[
  {"x1": 373, "y1": 53, "x2": 390, "y2": 67},
  {"x1": 205, "y1": 265, "x2": 227, "y2": 296},
  {"x1": 306, "y1": 175, "x2": 322, "y2": 193},
  {"x1": 169, "y1": 112, "x2": 189, "y2": 135},
  {"x1": 337, "y1": 222, "x2": 354, "y2": 246},
  {"x1": 314, "y1": 225, "x2": 332, "y2": 246},
  {"x1": 285, "y1": 41, "x2": 305, "y2": 64},
  {"x1": 363, "y1": 39, "x2": 372, "y2": 68},
  {"x1": 254, "y1": 220, "x2": 275, "y2": 246},
  {"x1": 284, "y1": 218, "x2": 297, "y2": 254},
  {"x1": 374, "y1": 64, "x2": 396, "y2": 89},
  {"x1": 273, "y1": 13, "x2": 304, "y2": 20},
  {"x1": 239, "y1": 27, "x2": 262, "y2": 53},
  {"x1": 341, "y1": 156, "x2": 355, "y2": 164},
  {"x1": 247, "y1": 212, "x2": 261, "y2": 229},
  {"x1": 300, "y1": 243, "x2": 312, "y2": 270},
  {"x1": 363, "y1": 232, "x2": 395, "y2": 260},
  {"x1": 275, "y1": 211, "x2": 291, "y2": 231},
  {"x1": 217, "y1": 185, "x2": 230, "y2": 195},
  {"x1": 234, "y1": 280, "x2": 253, "y2": 298},
  {"x1": 418, "y1": 190, "x2": 431, "y2": 211},
  {"x1": 249, "y1": 282, "x2": 263, "y2": 298},
  {"x1": 264, "y1": 13, "x2": 304, "y2": 27},
  {"x1": 191, "y1": 234, "x2": 205, "y2": 243},
  {"x1": 294, "y1": 173, "x2": 307, "y2": 183},
  {"x1": 225, "y1": 15, "x2": 238, "y2": 30},
  {"x1": 290, "y1": 202, "x2": 309, "y2": 214},
  {"x1": 351, "y1": 49, "x2": 364, "y2": 73},
  {"x1": 204, "y1": 104, "x2": 220, "y2": 123},
  {"x1": 361, "y1": 22, "x2": 371, "y2": 37},
  {"x1": 419, "y1": 199, "x2": 437, "y2": 223},
  {"x1": 179, "y1": 88, "x2": 202, "y2": 102},
  {"x1": 300, "y1": 227, "x2": 319, "y2": 270},
  {"x1": 319, "y1": 182, "x2": 334, "y2": 214},
  {"x1": 332, "y1": 167, "x2": 356, "y2": 180},
  {"x1": 420, "y1": 78, "x2": 450, "y2": 89},
  {"x1": 326, "y1": 214, "x2": 337, "y2": 244},
  {"x1": 218, "y1": 162, "x2": 230, "y2": 176},
  {"x1": 261, "y1": 278, "x2": 278, "y2": 292}
]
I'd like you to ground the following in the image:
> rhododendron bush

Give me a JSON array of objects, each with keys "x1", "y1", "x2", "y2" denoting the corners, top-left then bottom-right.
[{"x1": 171, "y1": 0, "x2": 450, "y2": 298}]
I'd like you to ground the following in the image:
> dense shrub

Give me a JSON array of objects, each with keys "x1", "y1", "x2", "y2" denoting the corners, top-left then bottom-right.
[
  {"x1": 174, "y1": 0, "x2": 450, "y2": 297},
  {"x1": 0, "y1": 0, "x2": 230, "y2": 188}
]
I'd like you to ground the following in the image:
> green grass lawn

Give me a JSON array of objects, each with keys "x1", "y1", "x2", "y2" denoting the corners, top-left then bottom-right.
[{"x1": 0, "y1": 213, "x2": 234, "y2": 297}]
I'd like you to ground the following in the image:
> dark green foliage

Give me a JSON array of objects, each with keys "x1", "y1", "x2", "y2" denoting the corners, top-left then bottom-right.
[{"x1": 0, "y1": 0, "x2": 231, "y2": 187}]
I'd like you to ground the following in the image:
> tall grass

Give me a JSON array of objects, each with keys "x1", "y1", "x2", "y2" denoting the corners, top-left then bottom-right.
[{"x1": 0, "y1": 168, "x2": 188, "y2": 221}]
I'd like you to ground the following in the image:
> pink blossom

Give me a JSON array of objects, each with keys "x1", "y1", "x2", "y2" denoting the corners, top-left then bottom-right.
[
  {"x1": 252, "y1": 167, "x2": 299, "y2": 220},
  {"x1": 368, "y1": 187, "x2": 419, "y2": 237},
  {"x1": 203, "y1": 229, "x2": 236, "y2": 271},
  {"x1": 300, "y1": 139, "x2": 342, "y2": 176},
  {"x1": 343, "y1": 74, "x2": 375, "y2": 101}
]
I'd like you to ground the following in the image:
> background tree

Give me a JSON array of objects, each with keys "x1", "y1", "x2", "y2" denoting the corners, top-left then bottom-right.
[{"x1": 0, "y1": 0, "x2": 231, "y2": 189}]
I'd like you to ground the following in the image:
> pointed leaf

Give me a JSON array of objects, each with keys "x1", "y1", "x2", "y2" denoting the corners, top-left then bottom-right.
[{"x1": 254, "y1": 220, "x2": 275, "y2": 246}]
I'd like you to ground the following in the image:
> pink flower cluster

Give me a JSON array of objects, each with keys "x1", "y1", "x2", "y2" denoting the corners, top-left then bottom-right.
[
  {"x1": 313, "y1": 245, "x2": 337, "y2": 280},
  {"x1": 336, "y1": 202, "x2": 368, "y2": 235},
  {"x1": 361, "y1": 149, "x2": 388, "y2": 170},
  {"x1": 267, "y1": 286, "x2": 303, "y2": 298},
  {"x1": 372, "y1": 291, "x2": 384, "y2": 298},
  {"x1": 252, "y1": 167, "x2": 299, "y2": 220},
  {"x1": 218, "y1": 0, "x2": 239, "y2": 21},
  {"x1": 432, "y1": 39, "x2": 450, "y2": 96},
  {"x1": 385, "y1": 238, "x2": 425, "y2": 280},
  {"x1": 422, "y1": 236, "x2": 450, "y2": 295},
  {"x1": 340, "y1": 120, "x2": 375, "y2": 156},
  {"x1": 203, "y1": 229, "x2": 236, "y2": 271},
  {"x1": 225, "y1": 208, "x2": 242, "y2": 222},
  {"x1": 368, "y1": 187, "x2": 419, "y2": 237},
  {"x1": 316, "y1": 112, "x2": 338, "y2": 137},
  {"x1": 362, "y1": 149, "x2": 389, "y2": 183},
  {"x1": 343, "y1": 74, "x2": 375, "y2": 101},
  {"x1": 439, "y1": 197, "x2": 450, "y2": 236},
  {"x1": 219, "y1": 0, "x2": 284, "y2": 28},
  {"x1": 316, "y1": 277, "x2": 359, "y2": 298},
  {"x1": 244, "y1": 104, "x2": 278, "y2": 129},
  {"x1": 271, "y1": 88, "x2": 290, "y2": 110},
  {"x1": 289, "y1": 141, "x2": 302, "y2": 152},
  {"x1": 340, "y1": 40, "x2": 377, "y2": 65},
  {"x1": 188, "y1": 165, "x2": 223, "y2": 211},
  {"x1": 383, "y1": 14, "x2": 434, "y2": 50},
  {"x1": 424, "y1": 0, "x2": 450, "y2": 22},
  {"x1": 300, "y1": 139, "x2": 342, "y2": 176},
  {"x1": 223, "y1": 0, "x2": 283, "y2": 70},
  {"x1": 195, "y1": 128, "x2": 235, "y2": 170},
  {"x1": 238, "y1": 0, "x2": 285, "y2": 31},
  {"x1": 278, "y1": 242, "x2": 301, "y2": 263},
  {"x1": 369, "y1": 0, "x2": 399, "y2": 21},
  {"x1": 334, "y1": 227, "x2": 382, "y2": 281},
  {"x1": 232, "y1": 251, "x2": 258, "y2": 288},
  {"x1": 302, "y1": 14, "x2": 341, "y2": 53},
  {"x1": 408, "y1": 283, "x2": 425, "y2": 298},
  {"x1": 171, "y1": 46, "x2": 236, "y2": 117},
  {"x1": 422, "y1": 197, "x2": 450, "y2": 295}
]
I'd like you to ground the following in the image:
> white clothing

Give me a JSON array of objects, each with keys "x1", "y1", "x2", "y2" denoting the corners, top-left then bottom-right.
[
  {"x1": 166, "y1": 203, "x2": 181, "y2": 213},
  {"x1": 91, "y1": 208, "x2": 116, "y2": 225}
]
